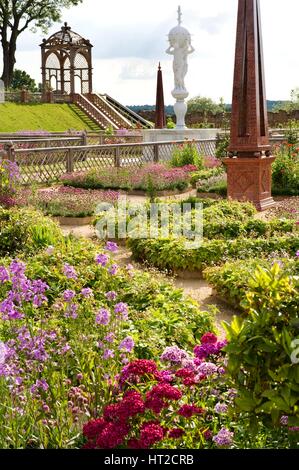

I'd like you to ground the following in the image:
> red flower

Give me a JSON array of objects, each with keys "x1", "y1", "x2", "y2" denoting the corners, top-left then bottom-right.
[
  {"x1": 96, "y1": 422, "x2": 130, "y2": 449},
  {"x1": 83, "y1": 418, "x2": 106, "y2": 440},
  {"x1": 139, "y1": 422, "x2": 165, "y2": 448},
  {"x1": 145, "y1": 383, "x2": 182, "y2": 414},
  {"x1": 201, "y1": 332, "x2": 218, "y2": 344},
  {"x1": 169, "y1": 428, "x2": 185, "y2": 439},
  {"x1": 120, "y1": 360, "x2": 158, "y2": 383},
  {"x1": 178, "y1": 404, "x2": 204, "y2": 418}
]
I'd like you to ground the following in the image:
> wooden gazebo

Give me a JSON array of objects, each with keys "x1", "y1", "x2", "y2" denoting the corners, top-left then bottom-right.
[{"x1": 40, "y1": 22, "x2": 93, "y2": 96}]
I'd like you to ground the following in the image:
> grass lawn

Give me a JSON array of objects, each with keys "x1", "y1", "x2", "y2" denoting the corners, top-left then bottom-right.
[{"x1": 0, "y1": 102, "x2": 94, "y2": 132}]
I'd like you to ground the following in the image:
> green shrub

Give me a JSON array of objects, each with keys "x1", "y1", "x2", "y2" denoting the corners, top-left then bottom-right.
[
  {"x1": 0, "y1": 207, "x2": 62, "y2": 256},
  {"x1": 190, "y1": 167, "x2": 224, "y2": 188},
  {"x1": 129, "y1": 234, "x2": 299, "y2": 273},
  {"x1": 223, "y1": 264, "x2": 299, "y2": 427},
  {"x1": 272, "y1": 144, "x2": 299, "y2": 193},
  {"x1": 215, "y1": 133, "x2": 230, "y2": 159},
  {"x1": 170, "y1": 142, "x2": 204, "y2": 170},
  {"x1": 204, "y1": 258, "x2": 299, "y2": 309}
]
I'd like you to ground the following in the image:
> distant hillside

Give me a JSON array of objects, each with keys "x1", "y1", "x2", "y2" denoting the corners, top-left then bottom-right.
[{"x1": 128, "y1": 101, "x2": 289, "y2": 114}]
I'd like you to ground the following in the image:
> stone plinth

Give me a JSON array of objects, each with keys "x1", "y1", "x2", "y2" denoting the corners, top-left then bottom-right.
[
  {"x1": 142, "y1": 128, "x2": 221, "y2": 143},
  {"x1": 224, "y1": 156, "x2": 276, "y2": 211}
]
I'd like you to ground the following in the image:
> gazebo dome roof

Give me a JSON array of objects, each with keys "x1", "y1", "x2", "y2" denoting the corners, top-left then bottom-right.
[{"x1": 41, "y1": 23, "x2": 92, "y2": 47}]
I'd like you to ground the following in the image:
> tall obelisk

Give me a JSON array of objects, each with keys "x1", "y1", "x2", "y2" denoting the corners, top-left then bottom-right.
[{"x1": 224, "y1": 0, "x2": 275, "y2": 211}]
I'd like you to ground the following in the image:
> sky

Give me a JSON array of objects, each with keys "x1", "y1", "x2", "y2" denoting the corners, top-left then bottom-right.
[{"x1": 2, "y1": 0, "x2": 299, "y2": 105}]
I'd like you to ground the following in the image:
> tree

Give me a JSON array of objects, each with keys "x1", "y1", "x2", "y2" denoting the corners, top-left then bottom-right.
[
  {"x1": 11, "y1": 68, "x2": 37, "y2": 91},
  {"x1": 0, "y1": 1, "x2": 82, "y2": 89},
  {"x1": 187, "y1": 96, "x2": 225, "y2": 115},
  {"x1": 272, "y1": 88, "x2": 299, "y2": 113}
]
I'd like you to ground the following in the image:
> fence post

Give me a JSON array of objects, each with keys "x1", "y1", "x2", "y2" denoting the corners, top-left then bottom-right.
[
  {"x1": 4, "y1": 142, "x2": 15, "y2": 162},
  {"x1": 114, "y1": 147, "x2": 121, "y2": 168},
  {"x1": 66, "y1": 148, "x2": 74, "y2": 173},
  {"x1": 153, "y1": 143, "x2": 159, "y2": 162},
  {"x1": 81, "y1": 131, "x2": 87, "y2": 146}
]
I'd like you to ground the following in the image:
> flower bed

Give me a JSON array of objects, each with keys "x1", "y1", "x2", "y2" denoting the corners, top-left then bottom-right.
[
  {"x1": 0, "y1": 229, "x2": 216, "y2": 448},
  {"x1": 34, "y1": 187, "x2": 119, "y2": 218},
  {"x1": 61, "y1": 163, "x2": 192, "y2": 194}
]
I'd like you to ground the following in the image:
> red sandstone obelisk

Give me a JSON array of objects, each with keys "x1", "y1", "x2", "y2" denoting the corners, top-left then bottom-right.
[
  {"x1": 224, "y1": 0, "x2": 275, "y2": 211},
  {"x1": 155, "y1": 63, "x2": 166, "y2": 129}
]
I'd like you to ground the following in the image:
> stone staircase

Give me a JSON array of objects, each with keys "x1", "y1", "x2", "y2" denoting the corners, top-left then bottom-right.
[{"x1": 72, "y1": 93, "x2": 153, "y2": 130}]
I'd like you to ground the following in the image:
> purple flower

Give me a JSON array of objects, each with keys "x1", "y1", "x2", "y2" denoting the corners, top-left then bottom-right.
[
  {"x1": 103, "y1": 349, "x2": 115, "y2": 360},
  {"x1": 160, "y1": 346, "x2": 189, "y2": 365},
  {"x1": 197, "y1": 362, "x2": 218, "y2": 376},
  {"x1": 10, "y1": 260, "x2": 26, "y2": 276},
  {"x1": 81, "y1": 288, "x2": 93, "y2": 298},
  {"x1": 63, "y1": 263, "x2": 78, "y2": 280},
  {"x1": 105, "y1": 291, "x2": 117, "y2": 301},
  {"x1": 214, "y1": 403, "x2": 228, "y2": 414},
  {"x1": 104, "y1": 333, "x2": 116, "y2": 343},
  {"x1": 119, "y1": 337, "x2": 135, "y2": 353},
  {"x1": 95, "y1": 253, "x2": 109, "y2": 267},
  {"x1": 212, "y1": 428, "x2": 234, "y2": 447},
  {"x1": 64, "y1": 303, "x2": 78, "y2": 319},
  {"x1": 280, "y1": 416, "x2": 289, "y2": 426},
  {"x1": 105, "y1": 242, "x2": 118, "y2": 253},
  {"x1": 96, "y1": 308, "x2": 110, "y2": 326},
  {"x1": 296, "y1": 250, "x2": 299, "y2": 258},
  {"x1": 108, "y1": 264, "x2": 118, "y2": 275},
  {"x1": 63, "y1": 290, "x2": 76, "y2": 302},
  {"x1": 114, "y1": 303, "x2": 129, "y2": 320},
  {"x1": 0, "y1": 267, "x2": 9, "y2": 283},
  {"x1": 31, "y1": 379, "x2": 49, "y2": 394}
]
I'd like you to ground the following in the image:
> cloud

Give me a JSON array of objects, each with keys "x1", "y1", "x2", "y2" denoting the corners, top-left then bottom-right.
[{"x1": 119, "y1": 60, "x2": 156, "y2": 80}]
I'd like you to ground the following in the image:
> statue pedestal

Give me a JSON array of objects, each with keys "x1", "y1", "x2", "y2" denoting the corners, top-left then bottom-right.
[
  {"x1": 172, "y1": 89, "x2": 189, "y2": 129},
  {"x1": 223, "y1": 156, "x2": 276, "y2": 211}
]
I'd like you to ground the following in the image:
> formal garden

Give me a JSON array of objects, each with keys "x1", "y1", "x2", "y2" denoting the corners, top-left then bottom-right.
[
  {"x1": 0, "y1": 135, "x2": 298, "y2": 450},
  {"x1": 0, "y1": 0, "x2": 299, "y2": 456}
]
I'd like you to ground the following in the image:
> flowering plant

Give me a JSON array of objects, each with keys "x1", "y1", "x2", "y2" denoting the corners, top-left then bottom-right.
[
  {"x1": 82, "y1": 333, "x2": 237, "y2": 449},
  {"x1": 0, "y1": 157, "x2": 20, "y2": 206}
]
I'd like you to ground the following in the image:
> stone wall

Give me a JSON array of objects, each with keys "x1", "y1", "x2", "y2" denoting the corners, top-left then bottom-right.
[{"x1": 137, "y1": 109, "x2": 299, "y2": 128}]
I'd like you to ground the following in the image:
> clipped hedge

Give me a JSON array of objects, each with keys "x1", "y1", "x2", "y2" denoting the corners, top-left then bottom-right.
[{"x1": 128, "y1": 234, "x2": 299, "y2": 273}]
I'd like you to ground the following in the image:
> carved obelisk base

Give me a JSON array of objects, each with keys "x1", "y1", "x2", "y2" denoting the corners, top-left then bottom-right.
[{"x1": 224, "y1": 157, "x2": 276, "y2": 211}]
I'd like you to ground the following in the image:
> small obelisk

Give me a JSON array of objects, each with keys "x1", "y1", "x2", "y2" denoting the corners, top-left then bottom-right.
[
  {"x1": 155, "y1": 63, "x2": 166, "y2": 129},
  {"x1": 224, "y1": 0, "x2": 275, "y2": 211}
]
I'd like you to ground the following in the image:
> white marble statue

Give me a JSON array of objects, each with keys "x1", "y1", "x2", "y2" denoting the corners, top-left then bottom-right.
[
  {"x1": 166, "y1": 6, "x2": 194, "y2": 129},
  {"x1": 166, "y1": 7, "x2": 195, "y2": 91}
]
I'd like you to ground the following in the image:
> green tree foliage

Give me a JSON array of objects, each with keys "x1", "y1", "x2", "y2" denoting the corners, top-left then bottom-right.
[
  {"x1": 187, "y1": 96, "x2": 226, "y2": 115},
  {"x1": 10, "y1": 69, "x2": 37, "y2": 91},
  {"x1": 0, "y1": 1, "x2": 83, "y2": 88}
]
